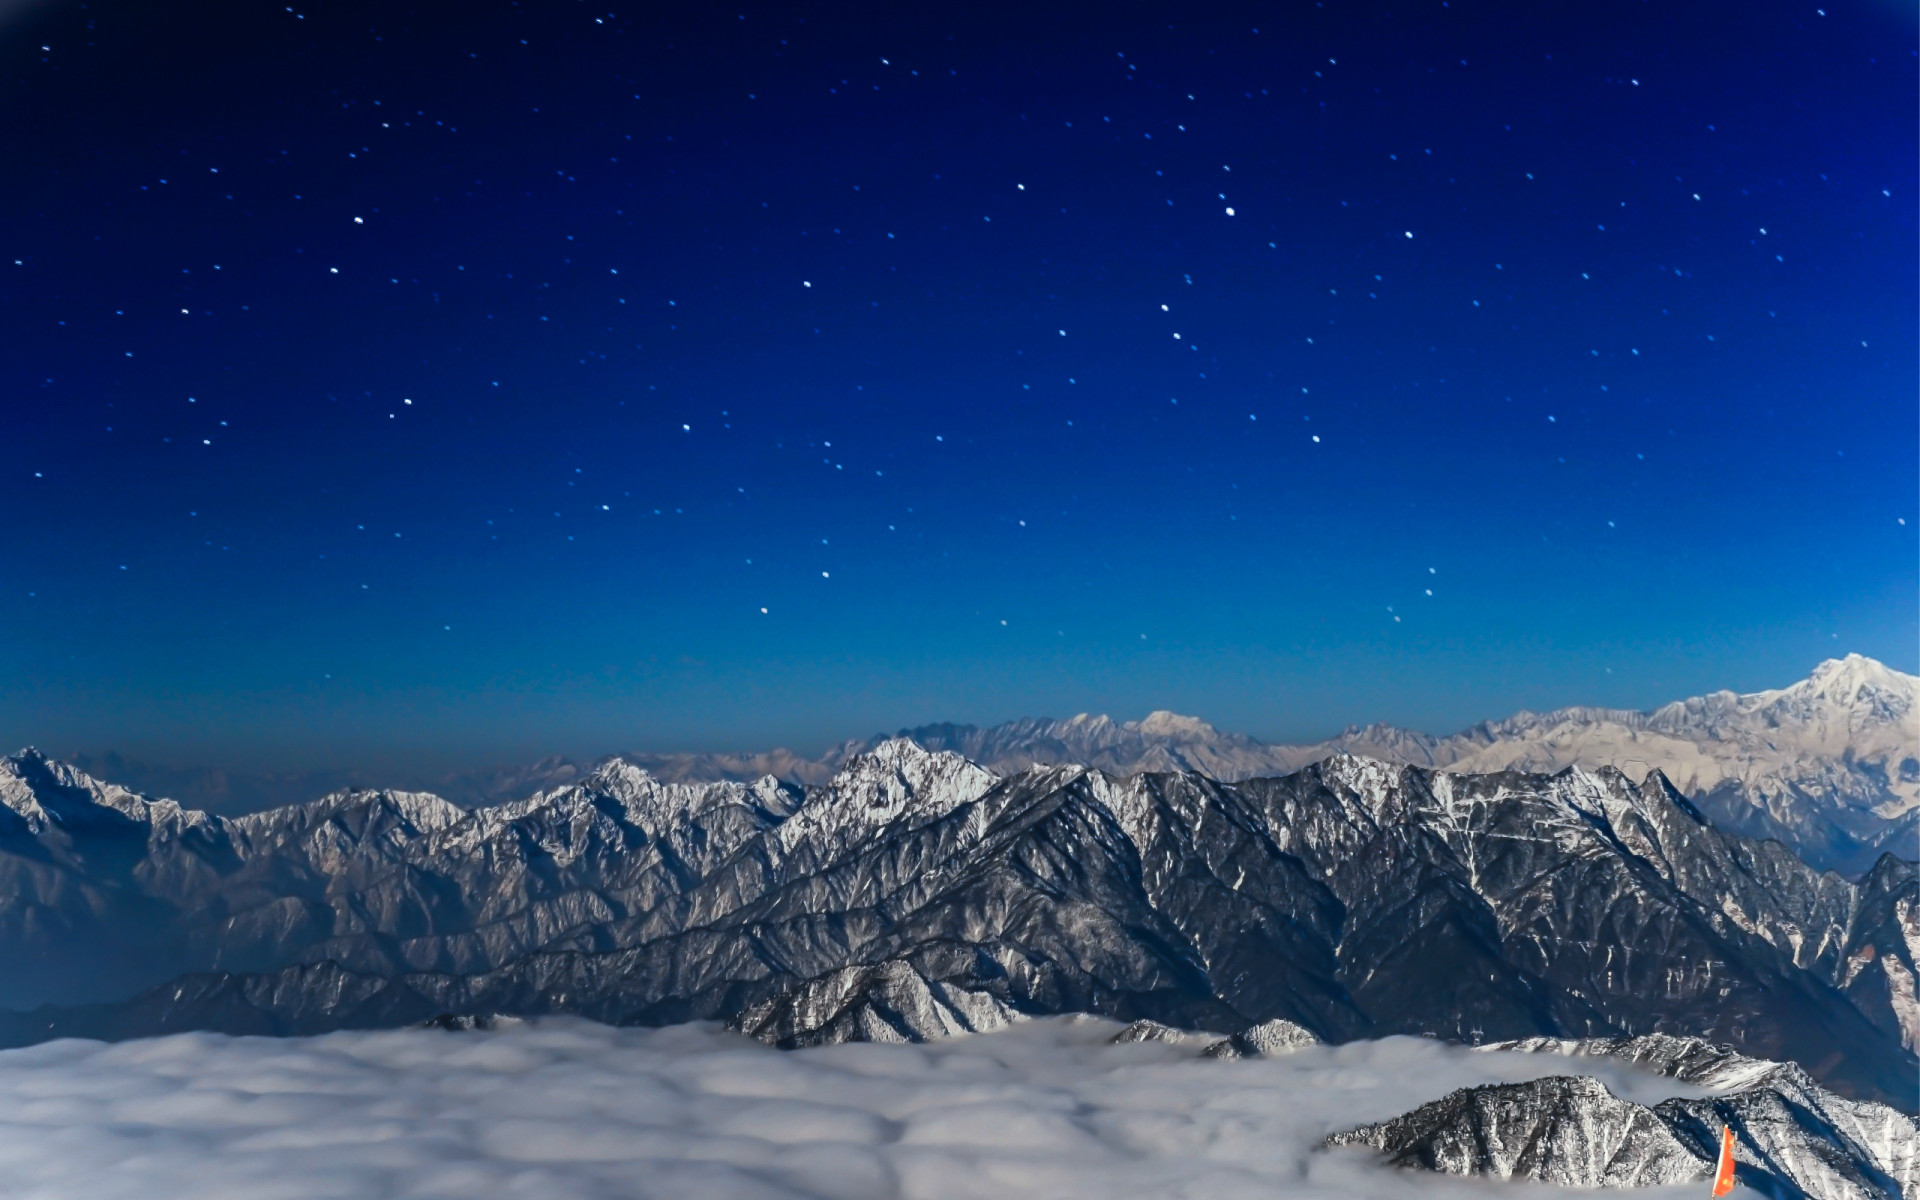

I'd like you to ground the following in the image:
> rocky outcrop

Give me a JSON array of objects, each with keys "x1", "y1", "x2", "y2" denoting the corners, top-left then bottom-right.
[
  {"x1": 1108, "y1": 1018, "x2": 1223, "y2": 1047},
  {"x1": 726, "y1": 959, "x2": 1023, "y2": 1047},
  {"x1": 1330, "y1": 1034, "x2": 1919, "y2": 1200},
  {"x1": 1326, "y1": 1074, "x2": 1710, "y2": 1188},
  {"x1": 1202, "y1": 1016, "x2": 1322, "y2": 1059}
]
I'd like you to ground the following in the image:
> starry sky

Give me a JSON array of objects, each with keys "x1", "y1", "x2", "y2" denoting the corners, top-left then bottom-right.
[{"x1": 3, "y1": 0, "x2": 1914, "y2": 774}]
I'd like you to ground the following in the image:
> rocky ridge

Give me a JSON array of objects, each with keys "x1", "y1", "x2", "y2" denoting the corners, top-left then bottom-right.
[
  {"x1": 898, "y1": 655, "x2": 1919, "y2": 876},
  {"x1": 0, "y1": 741, "x2": 1913, "y2": 1113},
  {"x1": 605, "y1": 655, "x2": 1920, "y2": 876},
  {"x1": 1328, "y1": 1074, "x2": 1712, "y2": 1189},
  {"x1": 54, "y1": 657, "x2": 1917, "y2": 875},
  {"x1": 1327, "y1": 1033, "x2": 1917, "y2": 1200}
]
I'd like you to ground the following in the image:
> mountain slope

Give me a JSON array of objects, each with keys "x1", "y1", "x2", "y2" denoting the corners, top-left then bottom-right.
[
  {"x1": 1326, "y1": 1074, "x2": 1711, "y2": 1189},
  {"x1": 1329, "y1": 1033, "x2": 1918, "y2": 1200},
  {"x1": 1425, "y1": 655, "x2": 1919, "y2": 877}
]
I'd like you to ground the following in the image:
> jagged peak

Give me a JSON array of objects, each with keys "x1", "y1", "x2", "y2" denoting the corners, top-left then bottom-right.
[
  {"x1": 1336, "y1": 720, "x2": 1427, "y2": 739},
  {"x1": 830, "y1": 735, "x2": 982, "y2": 780},
  {"x1": 1795, "y1": 653, "x2": 1914, "y2": 704},
  {"x1": 775, "y1": 738, "x2": 997, "y2": 855},
  {"x1": 584, "y1": 756, "x2": 658, "y2": 790},
  {"x1": 0, "y1": 749, "x2": 210, "y2": 834},
  {"x1": 518, "y1": 756, "x2": 804, "y2": 829},
  {"x1": 746, "y1": 772, "x2": 801, "y2": 814},
  {"x1": 229, "y1": 785, "x2": 464, "y2": 840},
  {"x1": 1639, "y1": 654, "x2": 1914, "y2": 726},
  {"x1": 370, "y1": 788, "x2": 465, "y2": 829},
  {"x1": 1311, "y1": 753, "x2": 1413, "y2": 810},
  {"x1": 1317, "y1": 750, "x2": 1410, "y2": 773},
  {"x1": 1482, "y1": 1033, "x2": 1786, "y2": 1094}
]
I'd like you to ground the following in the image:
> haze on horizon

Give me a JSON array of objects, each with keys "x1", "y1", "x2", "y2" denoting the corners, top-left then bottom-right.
[{"x1": 3, "y1": 0, "x2": 1913, "y2": 775}]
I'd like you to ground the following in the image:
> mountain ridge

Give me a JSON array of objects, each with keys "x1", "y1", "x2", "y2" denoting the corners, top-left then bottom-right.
[
  {"x1": 52, "y1": 655, "x2": 1914, "y2": 876},
  {"x1": 1326, "y1": 1032, "x2": 1919, "y2": 1199},
  {"x1": 1, "y1": 739, "x2": 1913, "y2": 1111}
]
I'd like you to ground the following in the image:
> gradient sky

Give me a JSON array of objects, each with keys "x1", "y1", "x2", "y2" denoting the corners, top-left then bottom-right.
[{"x1": 2, "y1": 0, "x2": 1914, "y2": 774}]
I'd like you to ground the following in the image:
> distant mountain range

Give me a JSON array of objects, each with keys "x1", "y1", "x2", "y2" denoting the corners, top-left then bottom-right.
[
  {"x1": 684, "y1": 654, "x2": 1919, "y2": 877},
  {"x1": 61, "y1": 655, "x2": 1919, "y2": 876}
]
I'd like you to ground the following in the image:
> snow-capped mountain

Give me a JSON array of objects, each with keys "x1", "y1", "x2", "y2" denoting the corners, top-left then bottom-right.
[
  {"x1": 625, "y1": 655, "x2": 1918, "y2": 875},
  {"x1": 0, "y1": 741, "x2": 1913, "y2": 1112},
  {"x1": 1414, "y1": 655, "x2": 1919, "y2": 877},
  {"x1": 868, "y1": 655, "x2": 1920, "y2": 876},
  {"x1": 55, "y1": 656, "x2": 1915, "y2": 875},
  {"x1": 1327, "y1": 1033, "x2": 1917, "y2": 1200}
]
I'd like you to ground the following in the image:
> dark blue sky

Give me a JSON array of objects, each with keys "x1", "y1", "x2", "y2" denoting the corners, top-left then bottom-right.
[{"x1": 3, "y1": 0, "x2": 1914, "y2": 773}]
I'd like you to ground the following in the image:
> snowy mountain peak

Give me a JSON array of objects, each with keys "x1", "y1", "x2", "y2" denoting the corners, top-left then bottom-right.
[
  {"x1": 1787, "y1": 654, "x2": 1915, "y2": 716},
  {"x1": 1644, "y1": 654, "x2": 1915, "y2": 731},
  {"x1": 824, "y1": 737, "x2": 995, "y2": 812},
  {"x1": 0, "y1": 756, "x2": 54, "y2": 832},
  {"x1": 841, "y1": 734, "x2": 944, "y2": 771},
  {"x1": 280, "y1": 786, "x2": 465, "y2": 829},
  {"x1": 1135, "y1": 711, "x2": 1219, "y2": 740},
  {"x1": 1807, "y1": 652, "x2": 1910, "y2": 694},
  {"x1": 1312, "y1": 753, "x2": 1410, "y2": 812},
  {"x1": 363, "y1": 788, "x2": 466, "y2": 832},
  {"x1": 1061, "y1": 712, "x2": 1116, "y2": 731},
  {"x1": 1483, "y1": 1033, "x2": 1784, "y2": 1094},
  {"x1": 745, "y1": 773, "x2": 803, "y2": 820},
  {"x1": 585, "y1": 757, "x2": 658, "y2": 792},
  {"x1": 775, "y1": 738, "x2": 997, "y2": 859},
  {"x1": 1, "y1": 749, "x2": 210, "y2": 837},
  {"x1": 533, "y1": 757, "x2": 802, "y2": 833}
]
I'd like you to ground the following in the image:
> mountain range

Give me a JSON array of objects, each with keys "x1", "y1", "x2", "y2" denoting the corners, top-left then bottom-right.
[
  {"x1": 64, "y1": 655, "x2": 1917, "y2": 877},
  {"x1": 2, "y1": 733, "x2": 1913, "y2": 1113},
  {"x1": 698, "y1": 653, "x2": 1919, "y2": 878}
]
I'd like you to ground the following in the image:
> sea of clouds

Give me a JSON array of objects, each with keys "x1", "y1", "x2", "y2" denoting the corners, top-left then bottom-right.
[{"x1": 0, "y1": 1015, "x2": 1722, "y2": 1199}]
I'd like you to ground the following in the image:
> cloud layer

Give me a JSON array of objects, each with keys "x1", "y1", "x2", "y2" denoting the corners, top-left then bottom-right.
[{"x1": 0, "y1": 1017, "x2": 1720, "y2": 1199}]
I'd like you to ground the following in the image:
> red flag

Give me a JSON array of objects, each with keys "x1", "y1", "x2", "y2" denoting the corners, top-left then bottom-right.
[{"x1": 1711, "y1": 1124, "x2": 1737, "y2": 1196}]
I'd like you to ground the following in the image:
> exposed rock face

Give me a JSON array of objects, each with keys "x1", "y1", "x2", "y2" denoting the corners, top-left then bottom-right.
[
  {"x1": 420, "y1": 1012, "x2": 521, "y2": 1031},
  {"x1": 0, "y1": 744, "x2": 1914, "y2": 1111},
  {"x1": 1483, "y1": 1035, "x2": 1919, "y2": 1200},
  {"x1": 1202, "y1": 1016, "x2": 1322, "y2": 1059},
  {"x1": 727, "y1": 959, "x2": 1022, "y2": 1047},
  {"x1": 1326, "y1": 1074, "x2": 1711, "y2": 1188},
  {"x1": 1100, "y1": 1015, "x2": 1319, "y2": 1057},
  {"x1": 1483, "y1": 1032, "x2": 1784, "y2": 1092},
  {"x1": 1331, "y1": 1034, "x2": 1918, "y2": 1200},
  {"x1": 1107, "y1": 1018, "x2": 1223, "y2": 1047}
]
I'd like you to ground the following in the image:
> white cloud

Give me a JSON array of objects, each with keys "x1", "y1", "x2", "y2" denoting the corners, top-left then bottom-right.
[{"x1": 0, "y1": 1017, "x2": 1715, "y2": 1199}]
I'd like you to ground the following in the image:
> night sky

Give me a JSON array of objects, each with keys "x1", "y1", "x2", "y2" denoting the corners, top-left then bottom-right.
[{"x1": 3, "y1": 0, "x2": 1914, "y2": 774}]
